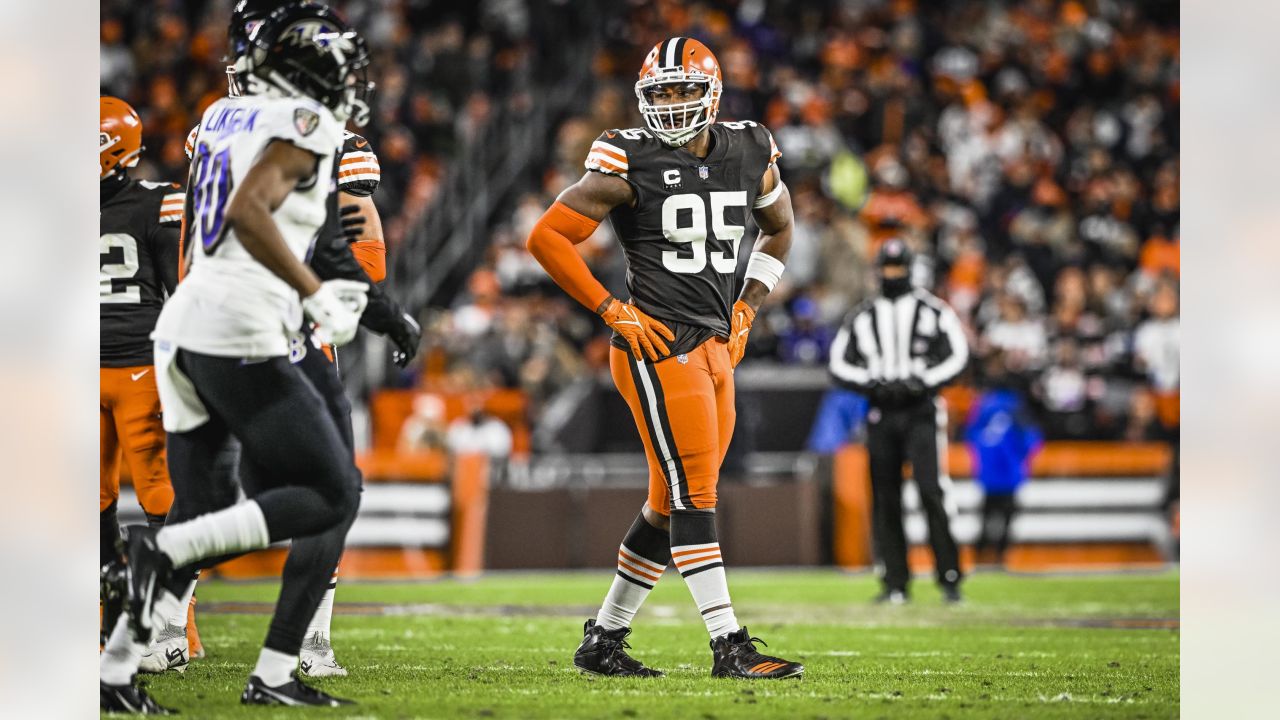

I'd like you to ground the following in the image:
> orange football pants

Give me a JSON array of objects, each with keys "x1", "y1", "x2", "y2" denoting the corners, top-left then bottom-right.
[
  {"x1": 610, "y1": 338, "x2": 735, "y2": 515},
  {"x1": 100, "y1": 366, "x2": 173, "y2": 517}
]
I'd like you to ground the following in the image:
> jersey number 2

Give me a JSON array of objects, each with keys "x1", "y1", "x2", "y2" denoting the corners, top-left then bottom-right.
[
  {"x1": 100, "y1": 233, "x2": 140, "y2": 304},
  {"x1": 190, "y1": 143, "x2": 234, "y2": 253},
  {"x1": 661, "y1": 191, "x2": 747, "y2": 274}
]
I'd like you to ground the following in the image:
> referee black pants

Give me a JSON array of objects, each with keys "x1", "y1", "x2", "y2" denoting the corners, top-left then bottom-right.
[
  {"x1": 164, "y1": 343, "x2": 361, "y2": 655},
  {"x1": 867, "y1": 398, "x2": 961, "y2": 593}
]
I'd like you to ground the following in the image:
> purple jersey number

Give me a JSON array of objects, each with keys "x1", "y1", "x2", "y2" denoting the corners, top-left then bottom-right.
[{"x1": 190, "y1": 143, "x2": 233, "y2": 253}]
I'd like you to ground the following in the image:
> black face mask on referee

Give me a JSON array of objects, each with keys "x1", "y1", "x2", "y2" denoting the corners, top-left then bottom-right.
[{"x1": 877, "y1": 239, "x2": 913, "y2": 299}]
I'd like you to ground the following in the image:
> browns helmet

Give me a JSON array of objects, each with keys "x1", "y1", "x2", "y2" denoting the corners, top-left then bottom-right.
[
  {"x1": 635, "y1": 37, "x2": 723, "y2": 147},
  {"x1": 100, "y1": 96, "x2": 142, "y2": 180}
]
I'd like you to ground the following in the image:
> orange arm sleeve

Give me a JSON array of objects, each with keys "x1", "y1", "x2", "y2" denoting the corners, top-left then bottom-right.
[
  {"x1": 525, "y1": 201, "x2": 611, "y2": 312},
  {"x1": 350, "y1": 239, "x2": 387, "y2": 283}
]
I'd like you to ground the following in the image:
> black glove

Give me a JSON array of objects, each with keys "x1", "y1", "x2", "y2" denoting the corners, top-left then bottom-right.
[
  {"x1": 388, "y1": 311, "x2": 422, "y2": 368},
  {"x1": 339, "y1": 203, "x2": 366, "y2": 244},
  {"x1": 901, "y1": 377, "x2": 927, "y2": 399},
  {"x1": 865, "y1": 380, "x2": 892, "y2": 405}
]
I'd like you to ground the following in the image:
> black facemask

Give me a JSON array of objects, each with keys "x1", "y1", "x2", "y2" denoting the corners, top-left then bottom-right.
[{"x1": 880, "y1": 274, "x2": 911, "y2": 298}]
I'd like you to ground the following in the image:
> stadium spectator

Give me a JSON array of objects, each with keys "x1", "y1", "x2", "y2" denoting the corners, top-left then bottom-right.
[
  {"x1": 399, "y1": 393, "x2": 449, "y2": 454},
  {"x1": 981, "y1": 294, "x2": 1049, "y2": 375},
  {"x1": 966, "y1": 354, "x2": 1043, "y2": 567},
  {"x1": 106, "y1": 0, "x2": 1179, "y2": 447},
  {"x1": 446, "y1": 393, "x2": 514, "y2": 463}
]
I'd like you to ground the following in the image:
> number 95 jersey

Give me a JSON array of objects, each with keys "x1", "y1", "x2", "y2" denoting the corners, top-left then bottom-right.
[
  {"x1": 585, "y1": 122, "x2": 781, "y2": 358},
  {"x1": 154, "y1": 95, "x2": 344, "y2": 358}
]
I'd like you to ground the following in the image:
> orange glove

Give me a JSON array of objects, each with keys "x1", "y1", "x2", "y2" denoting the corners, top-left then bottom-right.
[
  {"x1": 727, "y1": 300, "x2": 756, "y2": 368},
  {"x1": 600, "y1": 297, "x2": 675, "y2": 362}
]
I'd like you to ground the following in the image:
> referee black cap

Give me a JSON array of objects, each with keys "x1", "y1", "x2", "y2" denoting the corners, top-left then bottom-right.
[{"x1": 876, "y1": 238, "x2": 913, "y2": 268}]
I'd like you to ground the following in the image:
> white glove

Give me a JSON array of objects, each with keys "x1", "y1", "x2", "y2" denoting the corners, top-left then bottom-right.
[{"x1": 302, "y1": 279, "x2": 369, "y2": 347}]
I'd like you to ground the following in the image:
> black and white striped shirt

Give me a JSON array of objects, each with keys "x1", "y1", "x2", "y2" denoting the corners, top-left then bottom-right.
[{"x1": 828, "y1": 289, "x2": 969, "y2": 393}]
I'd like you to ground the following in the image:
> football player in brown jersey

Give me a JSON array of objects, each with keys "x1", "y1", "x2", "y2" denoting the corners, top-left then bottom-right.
[
  {"x1": 527, "y1": 38, "x2": 802, "y2": 679},
  {"x1": 99, "y1": 96, "x2": 201, "y2": 657}
]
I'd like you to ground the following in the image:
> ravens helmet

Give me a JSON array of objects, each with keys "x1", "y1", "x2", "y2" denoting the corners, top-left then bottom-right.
[
  {"x1": 240, "y1": 2, "x2": 373, "y2": 126},
  {"x1": 225, "y1": 0, "x2": 289, "y2": 97}
]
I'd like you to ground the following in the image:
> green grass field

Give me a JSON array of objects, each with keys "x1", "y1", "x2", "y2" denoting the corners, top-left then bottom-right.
[{"x1": 130, "y1": 569, "x2": 1179, "y2": 719}]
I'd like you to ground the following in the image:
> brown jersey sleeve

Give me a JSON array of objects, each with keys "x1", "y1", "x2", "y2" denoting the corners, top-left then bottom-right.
[{"x1": 338, "y1": 132, "x2": 381, "y2": 197}]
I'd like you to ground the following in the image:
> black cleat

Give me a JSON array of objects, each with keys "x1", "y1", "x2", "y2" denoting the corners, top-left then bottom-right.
[
  {"x1": 710, "y1": 627, "x2": 804, "y2": 679},
  {"x1": 125, "y1": 526, "x2": 174, "y2": 644},
  {"x1": 942, "y1": 584, "x2": 963, "y2": 604},
  {"x1": 101, "y1": 558, "x2": 128, "y2": 648},
  {"x1": 573, "y1": 619, "x2": 664, "y2": 677},
  {"x1": 873, "y1": 588, "x2": 910, "y2": 605},
  {"x1": 101, "y1": 679, "x2": 176, "y2": 715},
  {"x1": 241, "y1": 672, "x2": 355, "y2": 707}
]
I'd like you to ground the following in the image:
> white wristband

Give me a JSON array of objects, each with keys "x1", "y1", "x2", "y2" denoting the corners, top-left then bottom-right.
[{"x1": 744, "y1": 252, "x2": 786, "y2": 292}]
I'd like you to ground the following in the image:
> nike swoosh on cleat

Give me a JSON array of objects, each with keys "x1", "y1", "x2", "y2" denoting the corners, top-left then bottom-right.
[{"x1": 131, "y1": 369, "x2": 151, "y2": 381}]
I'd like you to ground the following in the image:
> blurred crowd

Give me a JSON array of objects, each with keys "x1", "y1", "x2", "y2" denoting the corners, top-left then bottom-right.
[
  {"x1": 101, "y1": 0, "x2": 1179, "y2": 445},
  {"x1": 441, "y1": 0, "x2": 1179, "y2": 443},
  {"x1": 100, "y1": 0, "x2": 539, "y2": 255}
]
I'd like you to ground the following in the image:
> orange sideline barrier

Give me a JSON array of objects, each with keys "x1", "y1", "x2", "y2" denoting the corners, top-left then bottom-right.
[
  {"x1": 832, "y1": 441, "x2": 1175, "y2": 571},
  {"x1": 832, "y1": 446, "x2": 873, "y2": 568},
  {"x1": 204, "y1": 453, "x2": 491, "y2": 580},
  {"x1": 910, "y1": 543, "x2": 1165, "y2": 573},
  {"x1": 207, "y1": 547, "x2": 450, "y2": 580},
  {"x1": 450, "y1": 454, "x2": 490, "y2": 577},
  {"x1": 355, "y1": 448, "x2": 449, "y2": 483}
]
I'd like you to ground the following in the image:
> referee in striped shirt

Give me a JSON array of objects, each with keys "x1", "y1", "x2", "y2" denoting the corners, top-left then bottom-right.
[{"x1": 828, "y1": 239, "x2": 970, "y2": 604}]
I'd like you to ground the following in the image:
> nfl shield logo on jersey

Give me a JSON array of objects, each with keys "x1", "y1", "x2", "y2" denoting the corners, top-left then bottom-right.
[
  {"x1": 698, "y1": 165, "x2": 710, "y2": 180},
  {"x1": 294, "y1": 108, "x2": 320, "y2": 136}
]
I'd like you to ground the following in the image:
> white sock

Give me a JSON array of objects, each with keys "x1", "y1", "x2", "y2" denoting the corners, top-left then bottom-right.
[
  {"x1": 252, "y1": 647, "x2": 297, "y2": 687},
  {"x1": 672, "y1": 542, "x2": 739, "y2": 638},
  {"x1": 156, "y1": 501, "x2": 269, "y2": 568},
  {"x1": 100, "y1": 615, "x2": 146, "y2": 685},
  {"x1": 596, "y1": 547, "x2": 666, "y2": 631},
  {"x1": 168, "y1": 577, "x2": 198, "y2": 628},
  {"x1": 306, "y1": 572, "x2": 338, "y2": 636}
]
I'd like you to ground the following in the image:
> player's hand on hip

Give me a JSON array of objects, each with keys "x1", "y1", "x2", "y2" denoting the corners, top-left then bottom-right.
[
  {"x1": 303, "y1": 279, "x2": 369, "y2": 347},
  {"x1": 599, "y1": 297, "x2": 675, "y2": 362},
  {"x1": 727, "y1": 300, "x2": 756, "y2": 368}
]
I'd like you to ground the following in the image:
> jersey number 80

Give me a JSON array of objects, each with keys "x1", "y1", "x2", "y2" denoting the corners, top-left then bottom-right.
[{"x1": 661, "y1": 191, "x2": 747, "y2": 274}]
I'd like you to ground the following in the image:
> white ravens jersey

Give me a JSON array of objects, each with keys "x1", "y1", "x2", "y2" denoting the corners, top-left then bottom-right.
[{"x1": 154, "y1": 95, "x2": 343, "y2": 357}]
